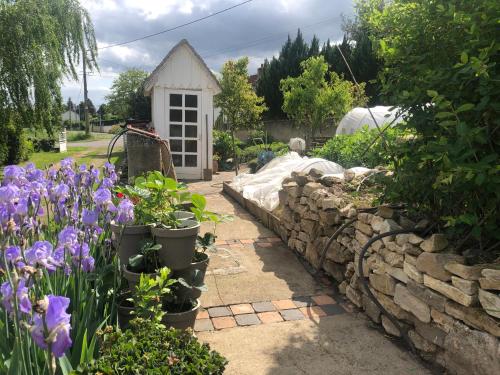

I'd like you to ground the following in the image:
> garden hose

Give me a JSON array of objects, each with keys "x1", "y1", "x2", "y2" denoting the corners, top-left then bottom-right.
[{"x1": 358, "y1": 227, "x2": 425, "y2": 354}]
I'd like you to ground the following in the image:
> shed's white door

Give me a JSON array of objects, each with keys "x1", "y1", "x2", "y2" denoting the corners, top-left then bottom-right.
[{"x1": 166, "y1": 90, "x2": 202, "y2": 179}]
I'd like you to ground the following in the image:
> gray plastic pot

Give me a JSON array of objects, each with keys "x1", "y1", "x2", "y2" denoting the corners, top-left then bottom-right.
[
  {"x1": 174, "y1": 253, "x2": 209, "y2": 300},
  {"x1": 173, "y1": 210, "x2": 195, "y2": 221},
  {"x1": 152, "y1": 220, "x2": 200, "y2": 271},
  {"x1": 122, "y1": 266, "x2": 158, "y2": 289},
  {"x1": 117, "y1": 293, "x2": 134, "y2": 329},
  {"x1": 161, "y1": 299, "x2": 200, "y2": 330},
  {"x1": 111, "y1": 223, "x2": 151, "y2": 265}
]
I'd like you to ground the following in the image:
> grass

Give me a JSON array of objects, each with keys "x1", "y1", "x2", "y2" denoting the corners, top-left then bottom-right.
[
  {"x1": 23, "y1": 145, "x2": 124, "y2": 169},
  {"x1": 67, "y1": 131, "x2": 115, "y2": 142}
]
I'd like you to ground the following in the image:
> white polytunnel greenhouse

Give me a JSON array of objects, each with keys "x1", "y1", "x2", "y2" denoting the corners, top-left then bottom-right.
[
  {"x1": 335, "y1": 106, "x2": 405, "y2": 135},
  {"x1": 230, "y1": 152, "x2": 375, "y2": 211}
]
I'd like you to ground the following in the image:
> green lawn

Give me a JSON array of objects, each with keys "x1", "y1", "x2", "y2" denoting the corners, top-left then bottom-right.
[
  {"x1": 67, "y1": 131, "x2": 115, "y2": 142},
  {"x1": 24, "y1": 146, "x2": 124, "y2": 169}
]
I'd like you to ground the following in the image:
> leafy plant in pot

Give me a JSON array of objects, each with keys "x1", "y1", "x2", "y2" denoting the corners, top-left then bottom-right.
[
  {"x1": 118, "y1": 267, "x2": 176, "y2": 328},
  {"x1": 111, "y1": 184, "x2": 153, "y2": 264},
  {"x1": 174, "y1": 232, "x2": 216, "y2": 299},
  {"x1": 122, "y1": 240, "x2": 162, "y2": 288},
  {"x1": 162, "y1": 280, "x2": 201, "y2": 330}
]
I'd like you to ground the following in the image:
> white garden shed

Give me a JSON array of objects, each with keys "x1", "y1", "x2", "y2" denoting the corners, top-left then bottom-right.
[{"x1": 144, "y1": 39, "x2": 221, "y2": 180}]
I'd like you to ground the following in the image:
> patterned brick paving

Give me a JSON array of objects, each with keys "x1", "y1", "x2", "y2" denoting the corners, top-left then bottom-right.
[
  {"x1": 195, "y1": 293, "x2": 350, "y2": 332},
  {"x1": 193, "y1": 236, "x2": 354, "y2": 332}
]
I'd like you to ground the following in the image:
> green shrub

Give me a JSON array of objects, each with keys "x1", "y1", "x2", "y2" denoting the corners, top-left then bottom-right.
[
  {"x1": 0, "y1": 124, "x2": 34, "y2": 165},
  {"x1": 67, "y1": 131, "x2": 93, "y2": 142},
  {"x1": 366, "y1": 0, "x2": 499, "y2": 249},
  {"x1": 213, "y1": 130, "x2": 238, "y2": 162},
  {"x1": 310, "y1": 126, "x2": 402, "y2": 169},
  {"x1": 239, "y1": 142, "x2": 288, "y2": 163},
  {"x1": 76, "y1": 319, "x2": 227, "y2": 374},
  {"x1": 108, "y1": 124, "x2": 122, "y2": 134}
]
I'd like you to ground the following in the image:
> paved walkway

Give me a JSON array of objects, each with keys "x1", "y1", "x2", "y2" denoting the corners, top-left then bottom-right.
[{"x1": 187, "y1": 171, "x2": 433, "y2": 375}]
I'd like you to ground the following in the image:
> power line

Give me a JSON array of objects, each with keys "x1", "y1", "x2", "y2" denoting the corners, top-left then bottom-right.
[
  {"x1": 98, "y1": 0, "x2": 254, "y2": 50},
  {"x1": 200, "y1": 16, "x2": 340, "y2": 59}
]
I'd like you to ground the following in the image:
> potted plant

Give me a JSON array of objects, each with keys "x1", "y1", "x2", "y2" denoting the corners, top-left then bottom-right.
[
  {"x1": 213, "y1": 154, "x2": 220, "y2": 174},
  {"x1": 122, "y1": 240, "x2": 162, "y2": 288},
  {"x1": 111, "y1": 185, "x2": 153, "y2": 265},
  {"x1": 118, "y1": 267, "x2": 176, "y2": 328},
  {"x1": 173, "y1": 232, "x2": 216, "y2": 299},
  {"x1": 162, "y1": 283, "x2": 201, "y2": 330}
]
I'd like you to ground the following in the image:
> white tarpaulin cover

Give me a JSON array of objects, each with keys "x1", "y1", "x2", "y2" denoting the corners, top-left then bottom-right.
[
  {"x1": 335, "y1": 106, "x2": 404, "y2": 135},
  {"x1": 230, "y1": 152, "x2": 373, "y2": 211}
]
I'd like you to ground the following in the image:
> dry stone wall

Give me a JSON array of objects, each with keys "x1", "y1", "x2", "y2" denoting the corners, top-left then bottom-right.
[{"x1": 273, "y1": 169, "x2": 500, "y2": 375}]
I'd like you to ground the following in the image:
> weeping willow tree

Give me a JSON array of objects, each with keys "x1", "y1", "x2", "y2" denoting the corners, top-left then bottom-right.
[{"x1": 0, "y1": 0, "x2": 98, "y2": 164}]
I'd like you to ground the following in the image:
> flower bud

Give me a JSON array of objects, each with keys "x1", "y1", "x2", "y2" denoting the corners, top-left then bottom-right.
[{"x1": 34, "y1": 296, "x2": 49, "y2": 314}]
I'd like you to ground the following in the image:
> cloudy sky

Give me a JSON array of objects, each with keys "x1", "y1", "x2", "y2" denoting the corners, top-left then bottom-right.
[{"x1": 62, "y1": 0, "x2": 354, "y2": 106}]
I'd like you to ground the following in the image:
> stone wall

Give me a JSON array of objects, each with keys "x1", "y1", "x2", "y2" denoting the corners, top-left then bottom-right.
[{"x1": 273, "y1": 170, "x2": 500, "y2": 375}]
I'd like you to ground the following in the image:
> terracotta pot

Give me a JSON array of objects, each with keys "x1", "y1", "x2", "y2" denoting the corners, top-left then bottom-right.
[
  {"x1": 161, "y1": 299, "x2": 200, "y2": 330},
  {"x1": 122, "y1": 265, "x2": 158, "y2": 289},
  {"x1": 111, "y1": 223, "x2": 151, "y2": 265},
  {"x1": 174, "y1": 252, "x2": 209, "y2": 300},
  {"x1": 151, "y1": 220, "x2": 200, "y2": 271}
]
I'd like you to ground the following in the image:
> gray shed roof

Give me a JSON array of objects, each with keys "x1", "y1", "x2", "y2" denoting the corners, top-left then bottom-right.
[{"x1": 144, "y1": 39, "x2": 221, "y2": 95}]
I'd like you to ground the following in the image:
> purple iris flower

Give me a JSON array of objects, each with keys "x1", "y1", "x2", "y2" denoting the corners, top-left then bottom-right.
[
  {"x1": 53, "y1": 184, "x2": 70, "y2": 202},
  {"x1": 31, "y1": 295, "x2": 72, "y2": 358},
  {"x1": 2, "y1": 165, "x2": 26, "y2": 185},
  {"x1": 25, "y1": 241, "x2": 58, "y2": 272},
  {"x1": 57, "y1": 226, "x2": 79, "y2": 249},
  {"x1": 81, "y1": 256, "x2": 95, "y2": 272},
  {"x1": 116, "y1": 199, "x2": 135, "y2": 224},
  {"x1": 0, "y1": 184, "x2": 20, "y2": 204},
  {"x1": 5, "y1": 246, "x2": 21, "y2": 263},
  {"x1": 60, "y1": 158, "x2": 74, "y2": 169},
  {"x1": 1, "y1": 279, "x2": 31, "y2": 315},
  {"x1": 101, "y1": 177, "x2": 114, "y2": 189},
  {"x1": 93, "y1": 188, "x2": 112, "y2": 208},
  {"x1": 82, "y1": 208, "x2": 98, "y2": 227}
]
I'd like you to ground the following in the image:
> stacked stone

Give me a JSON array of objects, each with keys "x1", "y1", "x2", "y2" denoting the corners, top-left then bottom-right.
[{"x1": 275, "y1": 169, "x2": 499, "y2": 375}]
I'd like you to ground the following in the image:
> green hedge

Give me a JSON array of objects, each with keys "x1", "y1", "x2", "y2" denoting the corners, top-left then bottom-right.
[{"x1": 239, "y1": 142, "x2": 289, "y2": 163}]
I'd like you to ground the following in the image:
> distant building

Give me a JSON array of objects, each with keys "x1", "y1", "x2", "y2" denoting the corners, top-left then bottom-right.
[{"x1": 62, "y1": 110, "x2": 80, "y2": 124}]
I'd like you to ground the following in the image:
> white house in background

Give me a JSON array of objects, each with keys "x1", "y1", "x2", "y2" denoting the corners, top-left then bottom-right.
[
  {"x1": 61, "y1": 110, "x2": 80, "y2": 124},
  {"x1": 144, "y1": 39, "x2": 221, "y2": 180}
]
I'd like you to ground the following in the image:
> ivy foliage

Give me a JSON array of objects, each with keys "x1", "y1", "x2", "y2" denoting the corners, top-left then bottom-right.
[
  {"x1": 366, "y1": 0, "x2": 500, "y2": 248},
  {"x1": 0, "y1": 0, "x2": 97, "y2": 164}
]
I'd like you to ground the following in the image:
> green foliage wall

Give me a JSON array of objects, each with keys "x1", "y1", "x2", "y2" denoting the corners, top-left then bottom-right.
[
  {"x1": 367, "y1": 0, "x2": 500, "y2": 248},
  {"x1": 311, "y1": 126, "x2": 401, "y2": 169}
]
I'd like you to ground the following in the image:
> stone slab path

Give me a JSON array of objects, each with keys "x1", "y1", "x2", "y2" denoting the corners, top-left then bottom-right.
[{"x1": 187, "y1": 172, "x2": 433, "y2": 375}]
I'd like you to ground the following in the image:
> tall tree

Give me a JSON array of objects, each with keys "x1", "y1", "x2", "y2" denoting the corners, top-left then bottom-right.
[
  {"x1": 215, "y1": 57, "x2": 267, "y2": 174},
  {"x1": 0, "y1": 0, "x2": 97, "y2": 164},
  {"x1": 105, "y1": 69, "x2": 150, "y2": 119},
  {"x1": 66, "y1": 97, "x2": 76, "y2": 112},
  {"x1": 281, "y1": 56, "x2": 366, "y2": 148},
  {"x1": 257, "y1": 29, "x2": 315, "y2": 118},
  {"x1": 78, "y1": 99, "x2": 96, "y2": 120}
]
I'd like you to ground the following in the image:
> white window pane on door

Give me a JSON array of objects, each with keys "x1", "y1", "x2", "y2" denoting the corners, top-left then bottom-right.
[
  {"x1": 185, "y1": 95, "x2": 197, "y2": 108},
  {"x1": 170, "y1": 109, "x2": 182, "y2": 122},
  {"x1": 184, "y1": 140, "x2": 197, "y2": 153},
  {"x1": 185, "y1": 125, "x2": 197, "y2": 138},
  {"x1": 170, "y1": 124, "x2": 182, "y2": 137},
  {"x1": 185, "y1": 155, "x2": 197, "y2": 167},
  {"x1": 170, "y1": 94, "x2": 182, "y2": 107},
  {"x1": 171, "y1": 139, "x2": 182, "y2": 152},
  {"x1": 184, "y1": 110, "x2": 197, "y2": 123},
  {"x1": 172, "y1": 154, "x2": 182, "y2": 167}
]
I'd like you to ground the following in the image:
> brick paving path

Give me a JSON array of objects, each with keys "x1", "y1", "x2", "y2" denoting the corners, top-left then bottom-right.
[{"x1": 195, "y1": 236, "x2": 356, "y2": 333}]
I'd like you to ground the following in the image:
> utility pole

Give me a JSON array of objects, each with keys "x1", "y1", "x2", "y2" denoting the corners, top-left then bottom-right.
[{"x1": 83, "y1": 48, "x2": 90, "y2": 136}]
